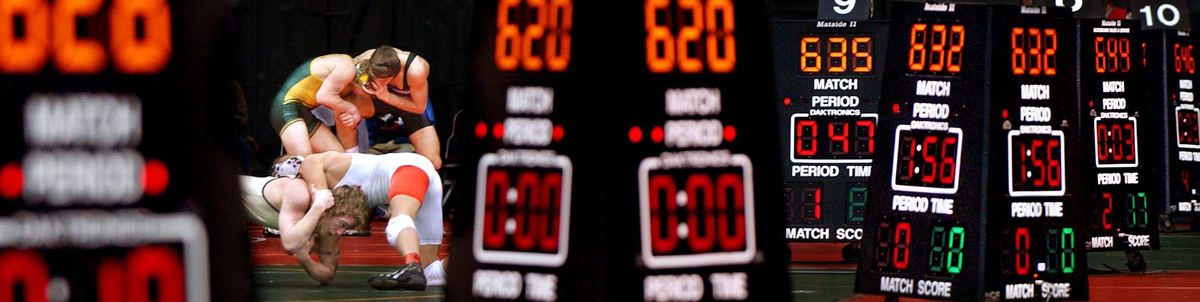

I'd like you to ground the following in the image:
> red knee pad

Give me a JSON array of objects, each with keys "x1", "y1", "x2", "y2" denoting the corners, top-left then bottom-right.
[{"x1": 388, "y1": 165, "x2": 429, "y2": 203}]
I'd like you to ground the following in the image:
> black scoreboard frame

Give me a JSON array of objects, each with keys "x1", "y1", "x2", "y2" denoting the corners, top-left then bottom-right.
[
  {"x1": 856, "y1": 2, "x2": 1089, "y2": 300},
  {"x1": 772, "y1": 19, "x2": 890, "y2": 243}
]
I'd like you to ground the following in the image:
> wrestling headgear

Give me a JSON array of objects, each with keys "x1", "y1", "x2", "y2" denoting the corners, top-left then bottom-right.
[{"x1": 272, "y1": 155, "x2": 304, "y2": 178}]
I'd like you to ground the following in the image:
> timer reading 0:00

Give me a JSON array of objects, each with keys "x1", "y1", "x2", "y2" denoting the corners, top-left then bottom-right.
[
  {"x1": 0, "y1": 246, "x2": 184, "y2": 302},
  {"x1": 638, "y1": 156, "x2": 756, "y2": 269},
  {"x1": 473, "y1": 154, "x2": 573, "y2": 267}
]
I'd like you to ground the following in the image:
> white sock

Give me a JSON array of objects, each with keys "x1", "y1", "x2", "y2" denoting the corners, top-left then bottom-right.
[{"x1": 424, "y1": 259, "x2": 445, "y2": 286}]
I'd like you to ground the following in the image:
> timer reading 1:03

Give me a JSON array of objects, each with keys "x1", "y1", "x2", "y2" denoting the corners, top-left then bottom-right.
[
  {"x1": 638, "y1": 157, "x2": 756, "y2": 269},
  {"x1": 1007, "y1": 132, "x2": 1066, "y2": 196},
  {"x1": 1093, "y1": 117, "x2": 1139, "y2": 167},
  {"x1": 791, "y1": 114, "x2": 877, "y2": 162},
  {"x1": 644, "y1": 0, "x2": 736, "y2": 74},
  {"x1": 798, "y1": 34, "x2": 875, "y2": 73},
  {"x1": 874, "y1": 219, "x2": 967, "y2": 275},
  {"x1": 1001, "y1": 227, "x2": 1078, "y2": 276},
  {"x1": 906, "y1": 22, "x2": 965, "y2": 73},
  {"x1": 473, "y1": 154, "x2": 573, "y2": 267},
  {"x1": 890, "y1": 126, "x2": 963, "y2": 192}
]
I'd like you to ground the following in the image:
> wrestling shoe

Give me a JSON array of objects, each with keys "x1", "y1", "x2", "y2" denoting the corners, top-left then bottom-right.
[{"x1": 368, "y1": 262, "x2": 426, "y2": 290}]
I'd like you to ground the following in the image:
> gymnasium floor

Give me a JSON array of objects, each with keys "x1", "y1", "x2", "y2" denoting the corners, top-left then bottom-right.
[{"x1": 249, "y1": 222, "x2": 1200, "y2": 301}]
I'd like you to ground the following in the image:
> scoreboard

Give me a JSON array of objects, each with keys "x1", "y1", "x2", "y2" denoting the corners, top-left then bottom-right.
[
  {"x1": 986, "y1": 5, "x2": 1087, "y2": 300},
  {"x1": 855, "y1": 2, "x2": 1089, "y2": 300},
  {"x1": 772, "y1": 20, "x2": 888, "y2": 243},
  {"x1": 0, "y1": 0, "x2": 241, "y2": 301},
  {"x1": 448, "y1": 0, "x2": 789, "y2": 301},
  {"x1": 1077, "y1": 18, "x2": 1161, "y2": 251},
  {"x1": 1143, "y1": 28, "x2": 1200, "y2": 218}
]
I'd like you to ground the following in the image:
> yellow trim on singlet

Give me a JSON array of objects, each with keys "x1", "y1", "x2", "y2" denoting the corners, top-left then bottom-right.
[{"x1": 282, "y1": 58, "x2": 329, "y2": 108}]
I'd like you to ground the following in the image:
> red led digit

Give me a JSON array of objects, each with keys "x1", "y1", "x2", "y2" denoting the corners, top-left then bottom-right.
[
  {"x1": 1028, "y1": 28, "x2": 1042, "y2": 75},
  {"x1": 1047, "y1": 138, "x2": 1061, "y2": 188},
  {"x1": 1017, "y1": 141, "x2": 1029, "y2": 184},
  {"x1": 855, "y1": 120, "x2": 875, "y2": 155},
  {"x1": 1096, "y1": 124, "x2": 1109, "y2": 161},
  {"x1": 644, "y1": 0, "x2": 673, "y2": 73},
  {"x1": 829, "y1": 122, "x2": 849, "y2": 155},
  {"x1": 649, "y1": 174, "x2": 678, "y2": 253},
  {"x1": 893, "y1": 222, "x2": 911, "y2": 269},
  {"x1": 704, "y1": 0, "x2": 736, "y2": 73},
  {"x1": 125, "y1": 246, "x2": 184, "y2": 302},
  {"x1": 939, "y1": 136, "x2": 957, "y2": 185},
  {"x1": 901, "y1": 135, "x2": 917, "y2": 180},
  {"x1": 716, "y1": 173, "x2": 745, "y2": 251},
  {"x1": 512, "y1": 171, "x2": 540, "y2": 251},
  {"x1": 829, "y1": 37, "x2": 847, "y2": 73},
  {"x1": 676, "y1": 0, "x2": 703, "y2": 73},
  {"x1": 0, "y1": 0, "x2": 49, "y2": 73},
  {"x1": 1094, "y1": 37, "x2": 1106, "y2": 73},
  {"x1": 1118, "y1": 38, "x2": 1130, "y2": 72},
  {"x1": 483, "y1": 170, "x2": 510, "y2": 249},
  {"x1": 1012, "y1": 28, "x2": 1025, "y2": 75},
  {"x1": 110, "y1": 0, "x2": 172, "y2": 74},
  {"x1": 1031, "y1": 139, "x2": 1045, "y2": 187},
  {"x1": 796, "y1": 120, "x2": 818, "y2": 156},
  {"x1": 53, "y1": 0, "x2": 107, "y2": 74},
  {"x1": 1123, "y1": 123, "x2": 1135, "y2": 161},
  {"x1": 908, "y1": 23, "x2": 927, "y2": 71},
  {"x1": 921, "y1": 136, "x2": 938, "y2": 184},
  {"x1": 0, "y1": 250, "x2": 49, "y2": 302},
  {"x1": 1015, "y1": 228, "x2": 1031, "y2": 275},
  {"x1": 1044, "y1": 29, "x2": 1057, "y2": 75},
  {"x1": 545, "y1": 0, "x2": 571, "y2": 71},
  {"x1": 539, "y1": 172, "x2": 562, "y2": 252},
  {"x1": 520, "y1": 0, "x2": 547, "y2": 71},
  {"x1": 800, "y1": 37, "x2": 821, "y2": 73},
  {"x1": 1176, "y1": 43, "x2": 1184, "y2": 73},
  {"x1": 852, "y1": 37, "x2": 872, "y2": 72},
  {"x1": 1188, "y1": 45, "x2": 1195, "y2": 74},
  {"x1": 1102, "y1": 192, "x2": 1113, "y2": 229},
  {"x1": 686, "y1": 174, "x2": 716, "y2": 253},
  {"x1": 947, "y1": 25, "x2": 964, "y2": 72},
  {"x1": 495, "y1": 0, "x2": 521, "y2": 70},
  {"x1": 98, "y1": 257, "x2": 124, "y2": 302},
  {"x1": 928, "y1": 24, "x2": 947, "y2": 72},
  {"x1": 1106, "y1": 38, "x2": 1118, "y2": 73}
]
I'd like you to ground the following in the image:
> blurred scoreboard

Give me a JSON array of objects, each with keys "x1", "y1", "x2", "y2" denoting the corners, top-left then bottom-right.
[
  {"x1": 449, "y1": 0, "x2": 789, "y2": 301},
  {"x1": 772, "y1": 19, "x2": 888, "y2": 243},
  {"x1": 1142, "y1": 25, "x2": 1200, "y2": 219},
  {"x1": 0, "y1": 0, "x2": 241, "y2": 302},
  {"x1": 855, "y1": 2, "x2": 1088, "y2": 300}
]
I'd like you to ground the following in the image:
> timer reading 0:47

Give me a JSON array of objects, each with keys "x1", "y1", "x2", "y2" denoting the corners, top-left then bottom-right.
[{"x1": 791, "y1": 114, "x2": 876, "y2": 162}]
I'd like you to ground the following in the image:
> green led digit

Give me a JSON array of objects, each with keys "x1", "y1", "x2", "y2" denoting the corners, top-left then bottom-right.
[
  {"x1": 1061, "y1": 228, "x2": 1075, "y2": 274},
  {"x1": 848, "y1": 187, "x2": 867, "y2": 222},
  {"x1": 1127, "y1": 193, "x2": 1149, "y2": 227},
  {"x1": 1046, "y1": 228, "x2": 1061, "y2": 274},
  {"x1": 929, "y1": 226, "x2": 946, "y2": 272},
  {"x1": 946, "y1": 226, "x2": 964, "y2": 274}
]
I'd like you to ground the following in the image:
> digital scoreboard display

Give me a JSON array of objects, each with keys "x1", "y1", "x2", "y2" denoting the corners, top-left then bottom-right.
[
  {"x1": 450, "y1": 0, "x2": 579, "y2": 301},
  {"x1": 0, "y1": 0, "x2": 237, "y2": 301},
  {"x1": 448, "y1": 1, "x2": 788, "y2": 301},
  {"x1": 856, "y1": 2, "x2": 1089, "y2": 300},
  {"x1": 772, "y1": 20, "x2": 888, "y2": 243},
  {"x1": 985, "y1": 5, "x2": 1088, "y2": 300},
  {"x1": 1142, "y1": 29, "x2": 1200, "y2": 218},
  {"x1": 1077, "y1": 18, "x2": 1160, "y2": 251},
  {"x1": 856, "y1": 2, "x2": 989, "y2": 299}
]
